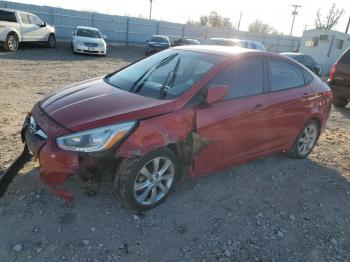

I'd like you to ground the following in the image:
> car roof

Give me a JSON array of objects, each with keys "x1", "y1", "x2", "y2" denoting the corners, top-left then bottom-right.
[
  {"x1": 151, "y1": 35, "x2": 169, "y2": 39},
  {"x1": 174, "y1": 45, "x2": 263, "y2": 56},
  {"x1": 76, "y1": 26, "x2": 100, "y2": 31}
]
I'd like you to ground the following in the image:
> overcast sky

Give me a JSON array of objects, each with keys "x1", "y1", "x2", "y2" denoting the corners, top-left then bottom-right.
[{"x1": 6, "y1": 0, "x2": 350, "y2": 36}]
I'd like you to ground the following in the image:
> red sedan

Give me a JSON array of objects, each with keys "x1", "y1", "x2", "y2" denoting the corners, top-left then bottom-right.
[{"x1": 1, "y1": 46, "x2": 332, "y2": 211}]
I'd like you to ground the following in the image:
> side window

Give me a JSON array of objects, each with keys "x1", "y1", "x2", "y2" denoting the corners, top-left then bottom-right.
[
  {"x1": 19, "y1": 14, "x2": 30, "y2": 24},
  {"x1": 209, "y1": 57, "x2": 264, "y2": 99},
  {"x1": 0, "y1": 10, "x2": 17, "y2": 22},
  {"x1": 304, "y1": 56, "x2": 314, "y2": 66},
  {"x1": 29, "y1": 15, "x2": 42, "y2": 25},
  {"x1": 270, "y1": 59, "x2": 305, "y2": 91}
]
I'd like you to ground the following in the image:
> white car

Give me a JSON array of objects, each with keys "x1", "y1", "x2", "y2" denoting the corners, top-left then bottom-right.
[
  {"x1": 0, "y1": 8, "x2": 55, "y2": 52},
  {"x1": 71, "y1": 26, "x2": 107, "y2": 56}
]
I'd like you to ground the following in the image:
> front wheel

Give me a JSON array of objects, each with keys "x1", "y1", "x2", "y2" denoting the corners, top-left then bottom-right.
[
  {"x1": 288, "y1": 120, "x2": 319, "y2": 159},
  {"x1": 115, "y1": 148, "x2": 180, "y2": 212},
  {"x1": 47, "y1": 34, "x2": 56, "y2": 48}
]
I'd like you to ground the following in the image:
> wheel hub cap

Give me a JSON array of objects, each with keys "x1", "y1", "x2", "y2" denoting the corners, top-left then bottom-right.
[{"x1": 297, "y1": 124, "x2": 318, "y2": 155}]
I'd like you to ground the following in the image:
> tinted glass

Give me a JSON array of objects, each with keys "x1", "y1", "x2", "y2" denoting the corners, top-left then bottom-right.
[
  {"x1": 0, "y1": 10, "x2": 17, "y2": 22},
  {"x1": 19, "y1": 14, "x2": 30, "y2": 24},
  {"x1": 209, "y1": 57, "x2": 264, "y2": 99},
  {"x1": 270, "y1": 59, "x2": 305, "y2": 91},
  {"x1": 303, "y1": 55, "x2": 314, "y2": 65},
  {"x1": 29, "y1": 15, "x2": 42, "y2": 25},
  {"x1": 339, "y1": 49, "x2": 350, "y2": 64},
  {"x1": 76, "y1": 28, "x2": 101, "y2": 38},
  {"x1": 105, "y1": 49, "x2": 222, "y2": 99}
]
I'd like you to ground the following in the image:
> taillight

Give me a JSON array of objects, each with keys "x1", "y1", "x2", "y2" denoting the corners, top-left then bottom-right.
[{"x1": 329, "y1": 63, "x2": 337, "y2": 81}]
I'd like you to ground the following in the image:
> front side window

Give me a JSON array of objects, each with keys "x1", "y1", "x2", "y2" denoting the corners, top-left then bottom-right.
[
  {"x1": 29, "y1": 15, "x2": 42, "y2": 25},
  {"x1": 0, "y1": 10, "x2": 17, "y2": 22},
  {"x1": 270, "y1": 59, "x2": 305, "y2": 91},
  {"x1": 19, "y1": 14, "x2": 30, "y2": 24},
  {"x1": 209, "y1": 57, "x2": 264, "y2": 99},
  {"x1": 105, "y1": 49, "x2": 222, "y2": 99},
  {"x1": 76, "y1": 29, "x2": 101, "y2": 38}
]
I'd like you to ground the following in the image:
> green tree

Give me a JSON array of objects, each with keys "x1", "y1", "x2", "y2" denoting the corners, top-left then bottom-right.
[{"x1": 248, "y1": 19, "x2": 279, "y2": 34}]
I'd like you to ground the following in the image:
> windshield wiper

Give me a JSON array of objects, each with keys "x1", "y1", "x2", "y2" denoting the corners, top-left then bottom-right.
[
  {"x1": 134, "y1": 53, "x2": 179, "y2": 94},
  {"x1": 159, "y1": 57, "x2": 181, "y2": 98}
]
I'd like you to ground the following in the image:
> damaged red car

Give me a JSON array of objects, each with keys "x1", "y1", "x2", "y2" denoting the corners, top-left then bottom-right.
[{"x1": 1, "y1": 46, "x2": 332, "y2": 212}]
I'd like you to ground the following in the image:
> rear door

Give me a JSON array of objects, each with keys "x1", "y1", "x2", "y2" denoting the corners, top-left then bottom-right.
[
  {"x1": 19, "y1": 13, "x2": 36, "y2": 41},
  {"x1": 194, "y1": 55, "x2": 271, "y2": 175},
  {"x1": 266, "y1": 58, "x2": 315, "y2": 150}
]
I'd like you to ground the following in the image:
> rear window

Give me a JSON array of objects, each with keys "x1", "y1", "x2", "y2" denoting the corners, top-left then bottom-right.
[
  {"x1": 339, "y1": 49, "x2": 350, "y2": 64},
  {"x1": 0, "y1": 10, "x2": 17, "y2": 23}
]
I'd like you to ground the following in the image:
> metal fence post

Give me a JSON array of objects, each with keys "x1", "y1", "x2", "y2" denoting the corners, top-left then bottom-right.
[
  {"x1": 91, "y1": 12, "x2": 94, "y2": 27},
  {"x1": 125, "y1": 17, "x2": 129, "y2": 45},
  {"x1": 50, "y1": 7, "x2": 54, "y2": 26},
  {"x1": 156, "y1": 21, "x2": 159, "y2": 35},
  {"x1": 182, "y1": 25, "x2": 185, "y2": 38},
  {"x1": 276, "y1": 35, "x2": 280, "y2": 52}
]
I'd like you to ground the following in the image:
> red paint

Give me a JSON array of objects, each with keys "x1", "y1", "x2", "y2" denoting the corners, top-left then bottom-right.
[{"x1": 24, "y1": 46, "x2": 332, "y2": 192}]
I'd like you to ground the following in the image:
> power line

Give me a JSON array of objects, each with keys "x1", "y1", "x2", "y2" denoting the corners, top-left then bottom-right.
[{"x1": 290, "y1": 4, "x2": 301, "y2": 36}]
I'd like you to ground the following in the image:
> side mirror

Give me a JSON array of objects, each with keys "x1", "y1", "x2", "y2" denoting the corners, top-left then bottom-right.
[
  {"x1": 40, "y1": 22, "x2": 46, "y2": 27},
  {"x1": 146, "y1": 40, "x2": 149, "y2": 43},
  {"x1": 103, "y1": 35, "x2": 107, "y2": 39},
  {"x1": 72, "y1": 31, "x2": 75, "y2": 36},
  {"x1": 206, "y1": 85, "x2": 229, "y2": 104}
]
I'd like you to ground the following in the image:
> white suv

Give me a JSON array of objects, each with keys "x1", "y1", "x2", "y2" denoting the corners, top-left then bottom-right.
[{"x1": 0, "y1": 8, "x2": 56, "y2": 52}]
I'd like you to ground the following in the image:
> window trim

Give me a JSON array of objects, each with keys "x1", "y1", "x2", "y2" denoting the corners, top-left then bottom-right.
[
  {"x1": 204, "y1": 55, "x2": 268, "y2": 102},
  {"x1": 266, "y1": 57, "x2": 308, "y2": 93}
]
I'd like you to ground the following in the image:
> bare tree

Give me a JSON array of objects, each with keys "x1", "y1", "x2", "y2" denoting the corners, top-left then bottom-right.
[
  {"x1": 248, "y1": 20, "x2": 279, "y2": 34},
  {"x1": 198, "y1": 11, "x2": 234, "y2": 29},
  {"x1": 315, "y1": 3, "x2": 345, "y2": 30}
]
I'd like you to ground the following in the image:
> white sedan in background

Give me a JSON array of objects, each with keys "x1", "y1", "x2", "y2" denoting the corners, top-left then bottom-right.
[{"x1": 71, "y1": 26, "x2": 107, "y2": 56}]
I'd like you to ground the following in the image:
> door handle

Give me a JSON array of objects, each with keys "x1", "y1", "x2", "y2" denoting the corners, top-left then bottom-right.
[{"x1": 302, "y1": 92, "x2": 309, "y2": 98}]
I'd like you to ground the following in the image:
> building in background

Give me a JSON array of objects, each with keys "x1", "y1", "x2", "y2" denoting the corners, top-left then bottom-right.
[{"x1": 299, "y1": 29, "x2": 350, "y2": 76}]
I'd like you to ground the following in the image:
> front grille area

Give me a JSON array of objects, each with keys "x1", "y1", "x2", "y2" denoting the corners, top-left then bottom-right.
[{"x1": 84, "y1": 42, "x2": 98, "y2": 47}]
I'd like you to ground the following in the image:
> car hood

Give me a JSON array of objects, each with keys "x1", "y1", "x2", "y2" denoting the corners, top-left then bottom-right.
[{"x1": 40, "y1": 77, "x2": 174, "y2": 131}]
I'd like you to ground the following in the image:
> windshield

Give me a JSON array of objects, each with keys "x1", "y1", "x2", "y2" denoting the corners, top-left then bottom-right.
[
  {"x1": 76, "y1": 28, "x2": 101, "y2": 38},
  {"x1": 150, "y1": 36, "x2": 169, "y2": 43},
  {"x1": 105, "y1": 49, "x2": 222, "y2": 99}
]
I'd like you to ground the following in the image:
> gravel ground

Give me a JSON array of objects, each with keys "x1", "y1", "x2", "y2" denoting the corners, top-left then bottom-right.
[{"x1": 0, "y1": 42, "x2": 350, "y2": 262}]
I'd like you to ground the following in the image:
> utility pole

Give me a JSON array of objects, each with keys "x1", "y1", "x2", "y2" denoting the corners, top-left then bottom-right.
[
  {"x1": 345, "y1": 16, "x2": 350, "y2": 34},
  {"x1": 290, "y1": 4, "x2": 301, "y2": 36},
  {"x1": 149, "y1": 0, "x2": 153, "y2": 20},
  {"x1": 237, "y1": 11, "x2": 242, "y2": 31},
  {"x1": 304, "y1": 24, "x2": 308, "y2": 31}
]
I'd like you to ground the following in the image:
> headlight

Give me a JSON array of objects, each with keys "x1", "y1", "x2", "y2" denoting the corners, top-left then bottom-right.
[
  {"x1": 76, "y1": 40, "x2": 83, "y2": 46},
  {"x1": 56, "y1": 121, "x2": 135, "y2": 152}
]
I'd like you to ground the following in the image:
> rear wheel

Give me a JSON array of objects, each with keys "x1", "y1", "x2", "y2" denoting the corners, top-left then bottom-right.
[
  {"x1": 333, "y1": 96, "x2": 348, "y2": 107},
  {"x1": 288, "y1": 120, "x2": 319, "y2": 159},
  {"x1": 47, "y1": 34, "x2": 56, "y2": 48},
  {"x1": 115, "y1": 148, "x2": 179, "y2": 212},
  {"x1": 4, "y1": 33, "x2": 18, "y2": 52}
]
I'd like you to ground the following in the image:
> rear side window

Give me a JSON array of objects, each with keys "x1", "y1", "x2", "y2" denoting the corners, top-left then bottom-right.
[
  {"x1": 19, "y1": 14, "x2": 30, "y2": 24},
  {"x1": 0, "y1": 10, "x2": 17, "y2": 22},
  {"x1": 270, "y1": 59, "x2": 304, "y2": 91},
  {"x1": 339, "y1": 49, "x2": 350, "y2": 64},
  {"x1": 209, "y1": 57, "x2": 264, "y2": 99}
]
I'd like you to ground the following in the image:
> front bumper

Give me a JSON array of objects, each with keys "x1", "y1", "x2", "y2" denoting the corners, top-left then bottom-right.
[
  {"x1": 74, "y1": 44, "x2": 106, "y2": 55},
  {"x1": 23, "y1": 104, "x2": 80, "y2": 185}
]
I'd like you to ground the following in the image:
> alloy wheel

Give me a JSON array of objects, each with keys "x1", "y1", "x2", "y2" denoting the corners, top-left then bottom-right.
[
  {"x1": 133, "y1": 157, "x2": 175, "y2": 205},
  {"x1": 8, "y1": 36, "x2": 18, "y2": 51}
]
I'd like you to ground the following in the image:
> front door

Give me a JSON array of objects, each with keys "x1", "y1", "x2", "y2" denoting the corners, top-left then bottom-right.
[{"x1": 194, "y1": 56, "x2": 271, "y2": 175}]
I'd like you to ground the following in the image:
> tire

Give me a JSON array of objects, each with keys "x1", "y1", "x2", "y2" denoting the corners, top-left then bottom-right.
[
  {"x1": 333, "y1": 96, "x2": 348, "y2": 107},
  {"x1": 115, "y1": 148, "x2": 180, "y2": 212},
  {"x1": 47, "y1": 34, "x2": 56, "y2": 48},
  {"x1": 288, "y1": 120, "x2": 320, "y2": 159},
  {"x1": 4, "y1": 33, "x2": 18, "y2": 52}
]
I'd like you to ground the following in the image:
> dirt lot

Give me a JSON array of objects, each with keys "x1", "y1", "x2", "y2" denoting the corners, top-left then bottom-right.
[{"x1": 0, "y1": 42, "x2": 350, "y2": 262}]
